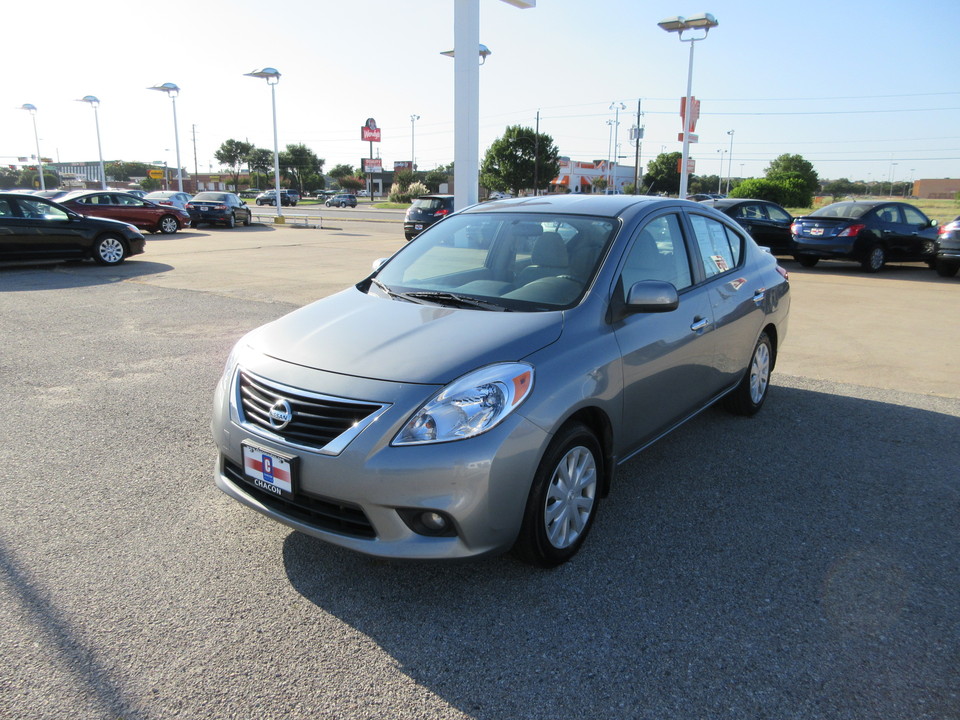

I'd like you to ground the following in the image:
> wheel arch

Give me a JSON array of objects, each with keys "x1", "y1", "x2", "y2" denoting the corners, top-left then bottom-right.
[{"x1": 552, "y1": 406, "x2": 615, "y2": 498}]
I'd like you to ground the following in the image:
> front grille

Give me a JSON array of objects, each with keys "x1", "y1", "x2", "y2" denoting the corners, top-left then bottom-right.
[
  {"x1": 237, "y1": 370, "x2": 383, "y2": 453},
  {"x1": 223, "y1": 458, "x2": 376, "y2": 538}
]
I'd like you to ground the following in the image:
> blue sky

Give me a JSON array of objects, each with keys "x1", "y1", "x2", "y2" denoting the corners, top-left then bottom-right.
[{"x1": 4, "y1": 0, "x2": 958, "y2": 183}]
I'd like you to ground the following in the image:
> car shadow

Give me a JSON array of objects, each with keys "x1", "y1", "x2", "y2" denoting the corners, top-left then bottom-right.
[
  {"x1": 776, "y1": 258, "x2": 953, "y2": 284},
  {"x1": 0, "y1": 259, "x2": 173, "y2": 291},
  {"x1": 281, "y1": 383, "x2": 960, "y2": 718}
]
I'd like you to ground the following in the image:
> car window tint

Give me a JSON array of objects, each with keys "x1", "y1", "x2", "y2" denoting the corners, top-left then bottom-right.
[
  {"x1": 690, "y1": 214, "x2": 742, "y2": 278},
  {"x1": 620, "y1": 214, "x2": 692, "y2": 294},
  {"x1": 20, "y1": 198, "x2": 68, "y2": 220},
  {"x1": 766, "y1": 205, "x2": 791, "y2": 222},
  {"x1": 876, "y1": 206, "x2": 901, "y2": 223},
  {"x1": 118, "y1": 196, "x2": 143, "y2": 206},
  {"x1": 0, "y1": 199, "x2": 13, "y2": 217},
  {"x1": 739, "y1": 204, "x2": 763, "y2": 220},
  {"x1": 902, "y1": 206, "x2": 927, "y2": 226}
]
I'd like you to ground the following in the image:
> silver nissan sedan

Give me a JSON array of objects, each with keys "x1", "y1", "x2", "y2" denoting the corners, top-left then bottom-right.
[{"x1": 212, "y1": 195, "x2": 790, "y2": 567}]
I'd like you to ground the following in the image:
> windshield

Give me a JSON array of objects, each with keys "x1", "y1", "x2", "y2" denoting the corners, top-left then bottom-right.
[
  {"x1": 809, "y1": 203, "x2": 869, "y2": 219},
  {"x1": 370, "y1": 213, "x2": 617, "y2": 311},
  {"x1": 193, "y1": 193, "x2": 228, "y2": 201}
]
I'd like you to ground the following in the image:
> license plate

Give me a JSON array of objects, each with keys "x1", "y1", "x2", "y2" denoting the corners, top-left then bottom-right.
[
  {"x1": 810, "y1": 227, "x2": 824, "y2": 236},
  {"x1": 242, "y1": 442, "x2": 297, "y2": 499},
  {"x1": 414, "y1": 224, "x2": 423, "y2": 230},
  {"x1": 200, "y1": 206, "x2": 210, "y2": 211}
]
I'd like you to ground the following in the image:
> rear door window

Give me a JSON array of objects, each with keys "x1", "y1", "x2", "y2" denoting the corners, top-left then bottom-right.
[{"x1": 689, "y1": 214, "x2": 743, "y2": 278}]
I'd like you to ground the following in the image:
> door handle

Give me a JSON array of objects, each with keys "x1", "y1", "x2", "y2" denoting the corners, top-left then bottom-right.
[
  {"x1": 753, "y1": 288, "x2": 766, "y2": 305},
  {"x1": 690, "y1": 317, "x2": 710, "y2": 333}
]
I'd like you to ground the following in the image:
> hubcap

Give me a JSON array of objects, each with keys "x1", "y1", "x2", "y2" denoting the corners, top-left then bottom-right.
[
  {"x1": 99, "y1": 238, "x2": 123, "y2": 263},
  {"x1": 543, "y1": 445, "x2": 597, "y2": 549},
  {"x1": 750, "y1": 341, "x2": 770, "y2": 404},
  {"x1": 870, "y1": 248, "x2": 884, "y2": 270},
  {"x1": 161, "y1": 217, "x2": 178, "y2": 233}
]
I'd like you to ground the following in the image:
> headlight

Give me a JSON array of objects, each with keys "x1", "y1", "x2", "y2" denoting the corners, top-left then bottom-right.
[
  {"x1": 393, "y1": 363, "x2": 534, "y2": 445},
  {"x1": 219, "y1": 332, "x2": 258, "y2": 393}
]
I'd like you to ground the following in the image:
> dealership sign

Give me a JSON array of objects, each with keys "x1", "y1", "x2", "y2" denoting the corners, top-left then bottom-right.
[{"x1": 362, "y1": 158, "x2": 382, "y2": 173}]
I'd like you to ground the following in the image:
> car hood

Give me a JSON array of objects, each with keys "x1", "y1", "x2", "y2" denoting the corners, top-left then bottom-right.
[{"x1": 247, "y1": 287, "x2": 563, "y2": 385}]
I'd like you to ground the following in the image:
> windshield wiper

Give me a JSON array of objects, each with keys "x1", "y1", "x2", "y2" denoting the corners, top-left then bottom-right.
[
  {"x1": 368, "y1": 278, "x2": 432, "y2": 305},
  {"x1": 404, "y1": 291, "x2": 509, "y2": 312}
]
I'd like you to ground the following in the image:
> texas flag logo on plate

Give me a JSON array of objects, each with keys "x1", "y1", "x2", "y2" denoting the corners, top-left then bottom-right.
[{"x1": 242, "y1": 444, "x2": 293, "y2": 497}]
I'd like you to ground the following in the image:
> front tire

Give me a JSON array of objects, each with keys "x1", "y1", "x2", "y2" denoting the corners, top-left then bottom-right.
[
  {"x1": 159, "y1": 215, "x2": 180, "y2": 234},
  {"x1": 723, "y1": 331, "x2": 773, "y2": 416},
  {"x1": 243, "y1": 212, "x2": 251, "y2": 226},
  {"x1": 92, "y1": 234, "x2": 127, "y2": 265},
  {"x1": 514, "y1": 423, "x2": 602, "y2": 568}
]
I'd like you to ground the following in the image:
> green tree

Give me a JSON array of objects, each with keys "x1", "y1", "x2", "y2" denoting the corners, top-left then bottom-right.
[
  {"x1": 643, "y1": 152, "x2": 682, "y2": 195},
  {"x1": 480, "y1": 125, "x2": 560, "y2": 196},
  {"x1": 246, "y1": 148, "x2": 273, "y2": 188},
  {"x1": 729, "y1": 176, "x2": 811, "y2": 207},
  {"x1": 279, "y1": 144, "x2": 324, "y2": 193},
  {"x1": 424, "y1": 168, "x2": 450, "y2": 193},
  {"x1": 765, "y1": 154, "x2": 819, "y2": 197},
  {"x1": 338, "y1": 175, "x2": 364, "y2": 192},
  {"x1": 329, "y1": 164, "x2": 356, "y2": 184},
  {"x1": 215, "y1": 139, "x2": 254, "y2": 191}
]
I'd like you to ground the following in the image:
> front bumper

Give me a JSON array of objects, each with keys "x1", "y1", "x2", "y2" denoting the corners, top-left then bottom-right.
[{"x1": 212, "y1": 359, "x2": 550, "y2": 560}]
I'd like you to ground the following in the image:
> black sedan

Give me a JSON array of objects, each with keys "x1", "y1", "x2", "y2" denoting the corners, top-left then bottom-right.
[
  {"x1": 791, "y1": 201, "x2": 938, "y2": 272},
  {"x1": 934, "y1": 216, "x2": 960, "y2": 277},
  {"x1": 0, "y1": 192, "x2": 145, "y2": 265},
  {"x1": 404, "y1": 194, "x2": 454, "y2": 240},
  {"x1": 186, "y1": 192, "x2": 252, "y2": 228},
  {"x1": 699, "y1": 198, "x2": 793, "y2": 254}
]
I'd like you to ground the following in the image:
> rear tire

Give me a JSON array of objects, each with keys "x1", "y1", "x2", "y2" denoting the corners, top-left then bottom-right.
[
  {"x1": 226, "y1": 213, "x2": 236, "y2": 229},
  {"x1": 796, "y1": 255, "x2": 819, "y2": 268},
  {"x1": 514, "y1": 423, "x2": 602, "y2": 568},
  {"x1": 723, "y1": 331, "x2": 773, "y2": 416},
  {"x1": 935, "y1": 261, "x2": 959, "y2": 278},
  {"x1": 861, "y1": 244, "x2": 886, "y2": 272}
]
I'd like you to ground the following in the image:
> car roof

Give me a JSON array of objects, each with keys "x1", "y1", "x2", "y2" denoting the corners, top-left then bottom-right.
[{"x1": 460, "y1": 193, "x2": 683, "y2": 218}]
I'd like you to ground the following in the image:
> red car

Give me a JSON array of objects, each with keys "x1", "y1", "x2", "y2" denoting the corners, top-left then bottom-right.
[{"x1": 58, "y1": 190, "x2": 191, "y2": 234}]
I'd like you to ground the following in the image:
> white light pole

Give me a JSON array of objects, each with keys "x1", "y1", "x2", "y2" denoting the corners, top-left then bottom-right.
[
  {"x1": 147, "y1": 83, "x2": 183, "y2": 192},
  {"x1": 716, "y1": 149, "x2": 727, "y2": 193},
  {"x1": 245, "y1": 68, "x2": 283, "y2": 222},
  {"x1": 888, "y1": 162, "x2": 898, "y2": 197},
  {"x1": 443, "y1": 0, "x2": 534, "y2": 211},
  {"x1": 410, "y1": 114, "x2": 420, "y2": 173},
  {"x1": 608, "y1": 102, "x2": 625, "y2": 192},
  {"x1": 77, "y1": 96, "x2": 107, "y2": 190},
  {"x1": 19, "y1": 104, "x2": 45, "y2": 191},
  {"x1": 658, "y1": 13, "x2": 718, "y2": 199},
  {"x1": 725, "y1": 129, "x2": 734, "y2": 193}
]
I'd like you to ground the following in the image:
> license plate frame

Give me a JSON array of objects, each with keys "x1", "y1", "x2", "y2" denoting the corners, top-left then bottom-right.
[
  {"x1": 242, "y1": 442, "x2": 298, "y2": 500},
  {"x1": 810, "y1": 227, "x2": 824, "y2": 236},
  {"x1": 414, "y1": 224, "x2": 423, "y2": 230}
]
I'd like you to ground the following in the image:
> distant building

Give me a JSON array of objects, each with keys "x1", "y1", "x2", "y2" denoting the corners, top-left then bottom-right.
[
  {"x1": 551, "y1": 158, "x2": 635, "y2": 193},
  {"x1": 913, "y1": 178, "x2": 960, "y2": 199}
]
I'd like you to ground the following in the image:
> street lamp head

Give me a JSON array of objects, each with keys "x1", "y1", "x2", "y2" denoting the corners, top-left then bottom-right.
[
  {"x1": 78, "y1": 95, "x2": 100, "y2": 107},
  {"x1": 411, "y1": 114, "x2": 420, "y2": 122},
  {"x1": 658, "y1": 12, "x2": 718, "y2": 35},
  {"x1": 245, "y1": 67, "x2": 281, "y2": 84},
  {"x1": 148, "y1": 82, "x2": 180, "y2": 97},
  {"x1": 20, "y1": 103, "x2": 37, "y2": 114}
]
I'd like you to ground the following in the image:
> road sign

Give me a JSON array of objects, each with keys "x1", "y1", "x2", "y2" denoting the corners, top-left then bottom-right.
[{"x1": 148, "y1": 169, "x2": 164, "y2": 179}]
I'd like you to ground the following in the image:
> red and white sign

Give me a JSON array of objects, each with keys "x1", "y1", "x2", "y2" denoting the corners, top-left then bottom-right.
[
  {"x1": 678, "y1": 132, "x2": 699, "y2": 143},
  {"x1": 677, "y1": 157, "x2": 696, "y2": 173},
  {"x1": 680, "y1": 96, "x2": 700, "y2": 133},
  {"x1": 394, "y1": 161, "x2": 413, "y2": 171},
  {"x1": 362, "y1": 158, "x2": 382, "y2": 173},
  {"x1": 361, "y1": 118, "x2": 381, "y2": 142}
]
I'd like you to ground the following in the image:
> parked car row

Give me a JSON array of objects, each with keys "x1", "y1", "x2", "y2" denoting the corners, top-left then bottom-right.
[
  {"x1": 700, "y1": 198, "x2": 944, "y2": 274},
  {"x1": 256, "y1": 189, "x2": 300, "y2": 206}
]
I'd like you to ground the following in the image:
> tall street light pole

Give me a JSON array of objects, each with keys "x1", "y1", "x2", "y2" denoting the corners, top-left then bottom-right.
[
  {"x1": 658, "y1": 13, "x2": 718, "y2": 199},
  {"x1": 19, "y1": 104, "x2": 45, "y2": 191},
  {"x1": 147, "y1": 83, "x2": 183, "y2": 192},
  {"x1": 77, "y1": 96, "x2": 107, "y2": 190},
  {"x1": 245, "y1": 68, "x2": 284, "y2": 223},
  {"x1": 716, "y1": 149, "x2": 726, "y2": 193},
  {"x1": 609, "y1": 102, "x2": 626, "y2": 193},
  {"x1": 410, "y1": 114, "x2": 420, "y2": 173},
  {"x1": 725, "y1": 129, "x2": 734, "y2": 194}
]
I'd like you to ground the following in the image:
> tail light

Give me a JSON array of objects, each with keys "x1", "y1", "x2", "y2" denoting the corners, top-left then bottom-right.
[
  {"x1": 776, "y1": 265, "x2": 789, "y2": 281},
  {"x1": 434, "y1": 209, "x2": 451, "y2": 218},
  {"x1": 790, "y1": 222, "x2": 801, "y2": 235},
  {"x1": 940, "y1": 221, "x2": 959, "y2": 237},
  {"x1": 158, "y1": 200, "x2": 173, "y2": 206},
  {"x1": 837, "y1": 223, "x2": 865, "y2": 238}
]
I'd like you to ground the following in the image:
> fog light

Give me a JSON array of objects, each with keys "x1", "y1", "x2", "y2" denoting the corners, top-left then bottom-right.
[
  {"x1": 397, "y1": 508, "x2": 457, "y2": 537},
  {"x1": 420, "y1": 512, "x2": 447, "y2": 532}
]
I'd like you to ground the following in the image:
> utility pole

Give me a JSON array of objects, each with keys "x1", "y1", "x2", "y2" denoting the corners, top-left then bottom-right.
[
  {"x1": 534, "y1": 110, "x2": 540, "y2": 196},
  {"x1": 633, "y1": 99, "x2": 643, "y2": 194},
  {"x1": 192, "y1": 125, "x2": 199, "y2": 193}
]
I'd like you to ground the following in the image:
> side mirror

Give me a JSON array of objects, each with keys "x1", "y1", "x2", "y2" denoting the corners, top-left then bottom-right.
[
  {"x1": 624, "y1": 280, "x2": 679, "y2": 314},
  {"x1": 930, "y1": 219, "x2": 939, "y2": 227},
  {"x1": 371, "y1": 258, "x2": 388, "y2": 271}
]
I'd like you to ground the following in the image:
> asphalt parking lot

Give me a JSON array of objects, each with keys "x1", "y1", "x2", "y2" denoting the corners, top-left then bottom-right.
[{"x1": 2, "y1": 219, "x2": 959, "y2": 719}]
